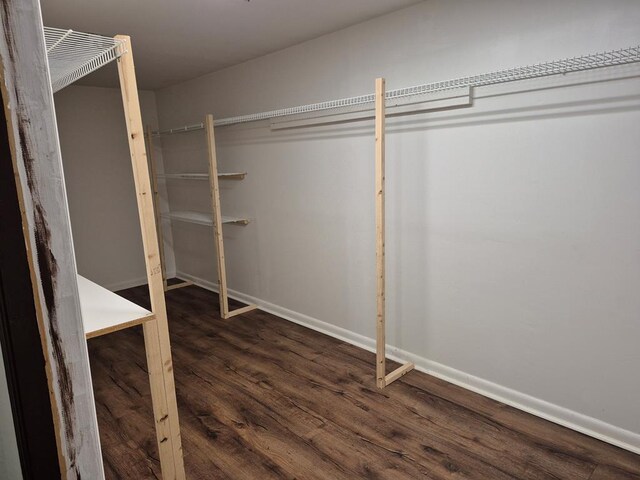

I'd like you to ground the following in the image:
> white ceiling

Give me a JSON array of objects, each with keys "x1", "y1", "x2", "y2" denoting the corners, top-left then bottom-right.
[{"x1": 41, "y1": 0, "x2": 423, "y2": 90}]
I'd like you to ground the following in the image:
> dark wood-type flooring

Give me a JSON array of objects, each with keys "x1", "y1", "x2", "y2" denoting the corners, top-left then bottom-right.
[{"x1": 89, "y1": 284, "x2": 640, "y2": 479}]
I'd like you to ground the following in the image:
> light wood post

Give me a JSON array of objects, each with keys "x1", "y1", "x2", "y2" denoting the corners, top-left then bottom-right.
[
  {"x1": 205, "y1": 115, "x2": 257, "y2": 319},
  {"x1": 375, "y1": 78, "x2": 387, "y2": 389},
  {"x1": 116, "y1": 35, "x2": 185, "y2": 479},
  {"x1": 375, "y1": 77, "x2": 415, "y2": 389},
  {"x1": 0, "y1": 2, "x2": 104, "y2": 476},
  {"x1": 146, "y1": 126, "x2": 168, "y2": 290},
  {"x1": 206, "y1": 114, "x2": 230, "y2": 318},
  {"x1": 146, "y1": 126, "x2": 193, "y2": 292}
]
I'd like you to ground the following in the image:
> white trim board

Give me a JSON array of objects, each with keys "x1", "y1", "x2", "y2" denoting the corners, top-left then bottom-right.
[
  {"x1": 100, "y1": 275, "x2": 150, "y2": 293},
  {"x1": 176, "y1": 270, "x2": 640, "y2": 455},
  {"x1": 101, "y1": 266, "x2": 177, "y2": 292}
]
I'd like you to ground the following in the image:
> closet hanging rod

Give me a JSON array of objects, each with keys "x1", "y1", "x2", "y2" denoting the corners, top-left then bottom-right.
[{"x1": 153, "y1": 44, "x2": 640, "y2": 134}]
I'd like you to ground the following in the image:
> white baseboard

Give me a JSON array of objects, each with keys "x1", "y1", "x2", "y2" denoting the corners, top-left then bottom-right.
[
  {"x1": 176, "y1": 270, "x2": 640, "y2": 455},
  {"x1": 103, "y1": 276, "x2": 149, "y2": 292},
  {"x1": 104, "y1": 269, "x2": 177, "y2": 292}
]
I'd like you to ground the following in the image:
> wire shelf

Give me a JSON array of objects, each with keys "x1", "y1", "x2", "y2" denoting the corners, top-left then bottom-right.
[
  {"x1": 44, "y1": 27, "x2": 124, "y2": 93},
  {"x1": 150, "y1": 44, "x2": 640, "y2": 133}
]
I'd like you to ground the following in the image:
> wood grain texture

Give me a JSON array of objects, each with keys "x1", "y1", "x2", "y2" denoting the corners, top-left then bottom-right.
[
  {"x1": 375, "y1": 77, "x2": 387, "y2": 389},
  {"x1": 145, "y1": 125, "x2": 167, "y2": 290},
  {"x1": 89, "y1": 285, "x2": 640, "y2": 479},
  {"x1": 205, "y1": 114, "x2": 257, "y2": 320},
  {"x1": 375, "y1": 77, "x2": 414, "y2": 388},
  {"x1": 0, "y1": 2, "x2": 104, "y2": 477},
  {"x1": 116, "y1": 35, "x2": 185, "y2": 479}
]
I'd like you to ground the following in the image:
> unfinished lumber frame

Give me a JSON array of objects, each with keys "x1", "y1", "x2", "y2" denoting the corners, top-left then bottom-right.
[
  {"x1": 115, "y1": 35, "x2": 186, "y2": 479},
  {"x1": 375, "y1": 77, "x2": 415, "y2": 389},
  {"x1": 145, "y1": 126, "x2": 193, "y2": 292},
  {"x1": 0, "y1": 2, "x2": 104, "y2": 476},
  {"x1": 205, "y1": 114, "x2": 258, "y2": 319}
]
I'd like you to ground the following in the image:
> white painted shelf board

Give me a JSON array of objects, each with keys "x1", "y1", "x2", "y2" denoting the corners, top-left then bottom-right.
[
  {"x1": 158, "y1": 173, "x2": 208, "y2": 180},
  {"x1": 219, "y1": 172, "x2": 247, "y2": 180},
  {"x1": 161, "y1": 210, "x2": 249, "y2": 226},
  {"x1": 158, "y1": 172, "x2": 247, "y2": 180},
  {"x1": 77, "y1": 275, "x2": 154, "y2": 339}
]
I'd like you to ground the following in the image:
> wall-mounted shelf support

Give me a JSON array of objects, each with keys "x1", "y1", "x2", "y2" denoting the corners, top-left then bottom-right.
[
  {"x1": 115, "y1": 35, "x2": 185, "y2": 477},
  {"x1": 205, "y1": 114, "x2": 258, "y2": 319},
  {"x1": 375, "y1": 77, "x2": 415, "y2": 389}
]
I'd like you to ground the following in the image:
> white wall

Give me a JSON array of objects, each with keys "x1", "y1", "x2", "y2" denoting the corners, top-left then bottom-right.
[
  {"x1": 55, "y1": 85, "x2": 176, "y2": 291},
  {"x1": 0, "y1": 343, "x2": 22, "y2": 480},
  {"x1": 155, "y1": 0, "x2": 640, "y2": 452}
]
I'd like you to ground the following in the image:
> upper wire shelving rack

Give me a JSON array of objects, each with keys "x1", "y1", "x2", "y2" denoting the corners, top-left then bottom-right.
[
  {"x1": 44, "y1": 27, "x2": 124, "y2": 93},
  {"x1": 153, "y1": 44, "x2": 640, "y2": 135}
]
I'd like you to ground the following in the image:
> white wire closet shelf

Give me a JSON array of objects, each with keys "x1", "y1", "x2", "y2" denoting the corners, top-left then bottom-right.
[
  {"x1": 161, "y1": 211, "x2": 250, "y2": 226},
  {"x1": 154, "y1": 44, "x2": 640, "y2": 134},
  {"x1": 77, "y1": 275, "x2": 155, "y2": 339},
  {"x1": 44, "y1": 27, "x2": 124, "y2": 93}
]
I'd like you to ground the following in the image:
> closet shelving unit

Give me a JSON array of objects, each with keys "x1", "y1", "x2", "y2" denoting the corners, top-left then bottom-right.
[
  {"x1": 146, "y1": 115, "x2": 258, "y2": 318},
  {"x1": 157, "y1": 44, "x2": 640, "y2": 388},
  {"x1": 45, "y1": 27, "x2": 185, "y2": 478}
]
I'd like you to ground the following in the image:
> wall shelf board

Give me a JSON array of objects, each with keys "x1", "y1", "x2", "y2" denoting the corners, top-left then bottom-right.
[
  {"x1": 219, "y1": 172, "x2": 247, "y2": 180},
  {"x1": 161, "y1": 210, "x2": 249, "y2": 226},
  {"x1": 77, "y1": 275, "x2": 155, "y2": 339},
  {"x1": 158, "y1": 173, "x2": 208, "y2": 180},
  {"x1": 157, "y1": 172, "x2": 247, "y2": 180}
]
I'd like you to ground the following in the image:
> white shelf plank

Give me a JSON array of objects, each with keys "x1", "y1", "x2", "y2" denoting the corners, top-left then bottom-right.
[
  {"x1": 77, "y1": 275, "x2": 155, "y2": 339},
  {"x1": 218, "y1": 172, "x2": 247, "y2": 180},
  {"x1": 158, "y1": 173, "x2": 208, "y2": 180},
  {"x1": 157, "y1": 172, "x2": 247, "y2": 180},
  {"x1": 161, "y1": 211, "x2": 249, "y2": 226}
]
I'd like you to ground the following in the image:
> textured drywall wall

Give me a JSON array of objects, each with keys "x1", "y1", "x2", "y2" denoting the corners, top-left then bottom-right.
[
  {"x1": 0, "y1": 342, "x2": 22, "y2": 480},
  {"x1": 54, "y1": 85, "x2": 176, "y2": 291},
  {"x1": 155, "y1": 0, "x2": 640, "y2": 450}
]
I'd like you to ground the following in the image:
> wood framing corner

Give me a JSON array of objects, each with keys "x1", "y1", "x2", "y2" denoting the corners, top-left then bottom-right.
[
  {"x1": 165, "y1": 280, "x2": 194, "y2": 291},
  {"x1": 204, "y1": 114, "x2": 258, "y2": 320},
  {"x1": 384, "y1": 362, "x2": 415, "y2": 387},
  {"x1": 375, "y1": 77, "x2": 415, "y2": 389}
]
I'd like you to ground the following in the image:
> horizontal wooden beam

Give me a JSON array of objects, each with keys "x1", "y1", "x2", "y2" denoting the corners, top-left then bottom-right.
[
  {"x1": 384, "y1": 362, "x2": 415, "y2": 387},
  {"x1": 85, "y1": 314, "x2": 156, "y2": 340},
  {"x1": 165, "y1": 281, "x2": 194, "y2": 291},
  {"x1": 223, "y1": 304, "x2": 258, "y2": 319}
]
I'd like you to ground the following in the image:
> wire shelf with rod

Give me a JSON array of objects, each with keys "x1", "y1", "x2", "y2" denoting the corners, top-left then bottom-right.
[
  {"x1": 153, "y1": 44, "x2": 640, "y2": 134},
  {"x1": 44, "y1": 27, "x2": 124, "y2": 93}
]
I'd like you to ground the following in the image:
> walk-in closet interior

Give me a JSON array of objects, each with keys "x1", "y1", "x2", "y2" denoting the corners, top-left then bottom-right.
[{"x1": 1, "y1": 0, "x2": 639, "y2": 479}]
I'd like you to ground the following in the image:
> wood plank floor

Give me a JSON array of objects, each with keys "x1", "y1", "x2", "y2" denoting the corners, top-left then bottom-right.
[{"x1": 88, "y1": 284, "x2": 640, "y2": 479}]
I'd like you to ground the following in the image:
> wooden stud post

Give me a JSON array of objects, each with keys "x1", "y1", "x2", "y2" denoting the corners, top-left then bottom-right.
[
  {"x1": 205, "y1": 114, "x2": 230, "y2": 318},
  {"x1": 115, "y1": 35, "x2": 185, "y2": 479},
  {"x1": 205, "y1": 115, "x2": 258, "y2": 319},
  {"x1": 145, "y1": 127, "x2": 193, "y2": 292},
  {"x1": 375, "y1": 77, "x2": 415, "y2": 389},
  {"x1": 0, "y1": 2, "x2": 104, "y2": 476},
  {"x1": 146, "y1": 126, "x2": 168, "y2": 290},
  {"x1": 375, "y1": 78, "x2": 387, "y2": 389}
]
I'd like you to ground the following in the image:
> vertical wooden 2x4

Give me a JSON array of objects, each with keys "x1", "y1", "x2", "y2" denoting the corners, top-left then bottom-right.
[
  {"x1": 205, "y1": 114, "x2": 258, "y2": 319},
  {"x1": 115, "y1": 35, "x2": 186, "y2": 479},
  {"x1": 375, "y1": 77, "x2": 415, "y2": 389}
]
